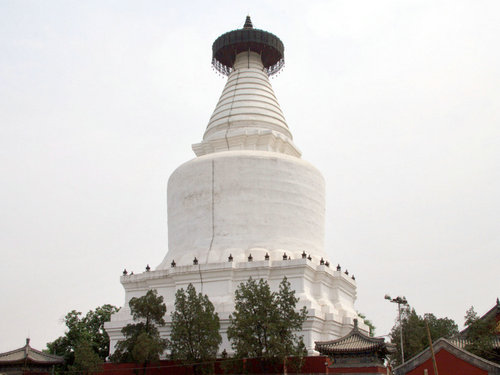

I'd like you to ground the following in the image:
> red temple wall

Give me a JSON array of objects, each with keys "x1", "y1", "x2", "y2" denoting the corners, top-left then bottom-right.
[
  {"x1": 327, "y1": 365, "x2": 386, "y2": 374},
  {"x1": 405, "y1": 349, "x2": 488, "y2": 375},
  {"x1": 101, "y1": 356, "x2": 331, "y2": 375}
]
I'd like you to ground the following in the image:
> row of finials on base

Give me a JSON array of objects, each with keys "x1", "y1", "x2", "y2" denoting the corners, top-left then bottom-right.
[{"x1": 122, "y1": 251, "x2": 356, "y2": 280}]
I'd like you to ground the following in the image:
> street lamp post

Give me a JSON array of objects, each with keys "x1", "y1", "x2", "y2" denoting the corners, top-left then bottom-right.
[{"x1": 385, "y1": 294, "x2": 408, "y2": 364}]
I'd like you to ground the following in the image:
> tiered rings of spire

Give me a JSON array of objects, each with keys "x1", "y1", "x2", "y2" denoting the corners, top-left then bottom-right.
[
  {"x1": 212, "y1": 16, "x2": 285, "y2": 77},
  {"x1": 193, "y1": 16, "x2": 299, "y2": 157}
]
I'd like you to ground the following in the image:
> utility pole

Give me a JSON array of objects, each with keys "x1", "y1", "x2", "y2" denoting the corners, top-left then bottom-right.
[
  {"x1": 385, "y1": 294, "x2": 408, "y2": 364},
  {"x1": 425, "y1": 318, "x2": 439, "y2": 375}
]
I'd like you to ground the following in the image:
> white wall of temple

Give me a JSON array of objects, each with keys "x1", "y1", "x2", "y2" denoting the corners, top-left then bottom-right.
[{"x1": 104, "y1": 260, "x2": 367, "y2": 357}]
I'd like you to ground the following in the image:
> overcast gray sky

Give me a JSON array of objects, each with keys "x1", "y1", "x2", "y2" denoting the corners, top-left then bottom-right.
[{"x1": 1, "y1": 0, "x2": 499, "y2": 352}]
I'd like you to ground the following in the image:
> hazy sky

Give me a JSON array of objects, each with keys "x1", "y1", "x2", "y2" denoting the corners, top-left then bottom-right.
[{"x1": 1, "y1": 0, "x2": 499, "y2": 352}]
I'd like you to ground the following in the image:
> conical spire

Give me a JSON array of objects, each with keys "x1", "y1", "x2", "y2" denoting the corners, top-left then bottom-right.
[
  {"x1": 193, "y1": 51, "x2": 300, "y2": 157},
  {"x1": 243, "y1": 15, "x2": 253, "y2": 29},
  {"x1": 194, "y1": 19, "x2": 298, "y2": 157}
]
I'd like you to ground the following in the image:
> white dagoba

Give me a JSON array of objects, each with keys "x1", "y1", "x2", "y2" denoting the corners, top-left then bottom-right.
[{"x1": 105, "y1": 17, "x2": 367, "y2": 356}]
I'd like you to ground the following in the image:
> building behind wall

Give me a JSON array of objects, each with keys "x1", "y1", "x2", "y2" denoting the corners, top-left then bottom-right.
[{"x1": 0, "y1": 339, "x2": 64, "y2": 375}]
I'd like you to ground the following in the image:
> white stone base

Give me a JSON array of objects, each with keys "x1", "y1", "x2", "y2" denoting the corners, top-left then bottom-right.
[{"x1": 105, "y1": 257, "x2": 368, "y2": 356}]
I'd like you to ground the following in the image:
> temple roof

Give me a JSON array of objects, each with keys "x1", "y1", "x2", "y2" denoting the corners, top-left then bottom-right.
[
  {"x1": 450, "y1": 336, "x2": 500, "y2": 349},
  {"x1": 315, "y1": 319, "x2": 396, "y2": 355},
  {"x1": 0, "y1": 339, "x2": 64, "y2": 365},
  {"x1": 460, "y1": 298, "x2": 500, "y2": 337}
]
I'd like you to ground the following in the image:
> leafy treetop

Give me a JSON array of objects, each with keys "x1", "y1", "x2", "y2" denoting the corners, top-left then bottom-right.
[
  {"x1": 389, "y1": 306, "x2": 458, "y2": 366},
  {"x1": 227, "y1": 277, "x2": 307, "y2": 363},
  {"x1": 357, "y1": 312, "x2": 376, "y2": 337},
  {"x1": 46, "y1": 304, "x2": 119, "y2": 371},
  {"x1": 111, "y1": 289, "x2": 167, "y2": 367},
  {"x1": 463, "y1": 306, "x2": 500, "y2": 364},
  {"x1": 129, "y1": 289, "x2": 166, "y2": 329},
  {"x1": 168, "y1": 284, "x2": 221, "y2": 375}
]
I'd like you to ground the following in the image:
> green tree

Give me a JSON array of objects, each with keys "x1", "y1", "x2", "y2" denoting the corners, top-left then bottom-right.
[
  {"x1": 463, "y1": 306, "x2": 500, "y2": 364},
  {"x1": 70, "y1": 341, "x2": 103, "y2": 375},
  {"x1": 357, "y1": 312, "x2": 376, "y2": 336},
  {"x1": 46, "y1": 304, "x2": 119, "y2": 371},
  {"x1": 227, "y1": 277, "x2": 307, "y2": 372},
  {"x1": 389, "y1": 306, "x2": 458, "y2": 366},
  {"x1": 167, "y1": 284, "x2": 221, "y2": 375},
  {"x1": 111, "y1": 289, "x2": 167, "y2": 373}
]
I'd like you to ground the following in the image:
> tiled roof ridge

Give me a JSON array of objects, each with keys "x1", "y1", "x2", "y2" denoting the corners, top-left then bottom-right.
[
  {"x1": 460, "y1": 298, "x2": 500, "y2": 336},
  {"x1": 26, "y1": 345, "x2": 64, "y2": 361},
  {"x1": 0, "y1": 342, "x2": 63, "y2": 362},
  {"x1": 450, "y1": 335, "x2": 500, "y2": 349},
  {"x1": 315, "y1": 324, "x2": 385, "y2": 347},
  {"x1": 0, "y1": 346, "x2": 25, "y2": 358},
  {"x1": 315, "y1": 317, "x2": 397, "y2": 355},
  {"x1": 477, "y1": 298, "x2": 499, "y2": 321}
]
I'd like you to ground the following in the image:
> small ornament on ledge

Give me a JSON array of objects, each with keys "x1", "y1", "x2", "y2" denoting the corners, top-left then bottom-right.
[
  {"x1": 146, "y1": 264, "x2": 151, "y2": 272},
  {"x1": 336, "y1": 264, "x2": 341, "y2": 271},
  {"x1": 248, "y1": 254, "x2": 253, "y2": 262},
  {"x1": 265, "y1": 253, "x2": 270, "y2": 260},
  {"x1": 351, "y1": 274, "x2": 355, "y2": 280},
  {"x1": 193, "y1": 257, "x2": 198, "y2": 265},
  {"x1": 123, "y1": 269, "x2": 128, "y2": 276},
  {"x1": 228, "y1": 254, "x2": 233, "y2": 262},
  {"x1": 320, "y1": 258, "x2": 325, "y2": 265},
  {"x1": 283, "y1": 252, "x2": 288, "y2": 260},
  {"x1": 307, "y1": 254, "x2": 312, "y2": 261},
  {"x1": 171, "y1": 260, "x2": 176, "y2": 268},
  {"x1": 221, "y1": 348, "x2": 228, "y2": 359},
  {"x1": 130, "y1": 271, "x2": 134, "y2": 275},
  {"x1": 301, "y1": 251, "x2": 307, "y2": 259},
  {"x1": 344, "y1": 269, "x2": 349, "y2": 275},
  {"x1": 325, "y1": 261, "x2": 330, "y2": 267}
]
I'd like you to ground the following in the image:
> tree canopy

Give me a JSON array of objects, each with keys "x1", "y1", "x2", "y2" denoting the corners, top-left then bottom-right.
[
  {"x1": 389, "y1": 306, "x2": 458, "y2": 366},
  {"x1": 46, "y1": 304, "x2": 119, "y2": 371},
  {"x1": 71, "y1": 340, "x2": 103, "y2": 375},
  {"x1": 227, "y1": 277, "x2": 307, "y2": 371},
  {"x1": 357, "y1": 311, "x2": 376, "y2": 336},
  {"x1": 111, "y1": 289, "x2": 167, "y2": 368},
  {"x1": 167, "y1": 284, "x2": 221, "y2": 374},
  {"x1": 463, "y1": 306, "x2": 500, "y2": 364}
]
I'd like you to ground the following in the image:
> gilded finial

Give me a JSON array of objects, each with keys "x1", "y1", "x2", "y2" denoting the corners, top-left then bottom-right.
[{"x1": 243, "y1": 15, "x2": 253, "y2": 29}]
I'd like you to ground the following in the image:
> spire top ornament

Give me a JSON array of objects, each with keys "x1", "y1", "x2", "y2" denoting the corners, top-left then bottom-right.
[
  {"x1": 211, "y1": 16, "x2": 284, "y2": 76},
  {"x1": 243, "y1": 15, "x2": 253, "y2": 29}
]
